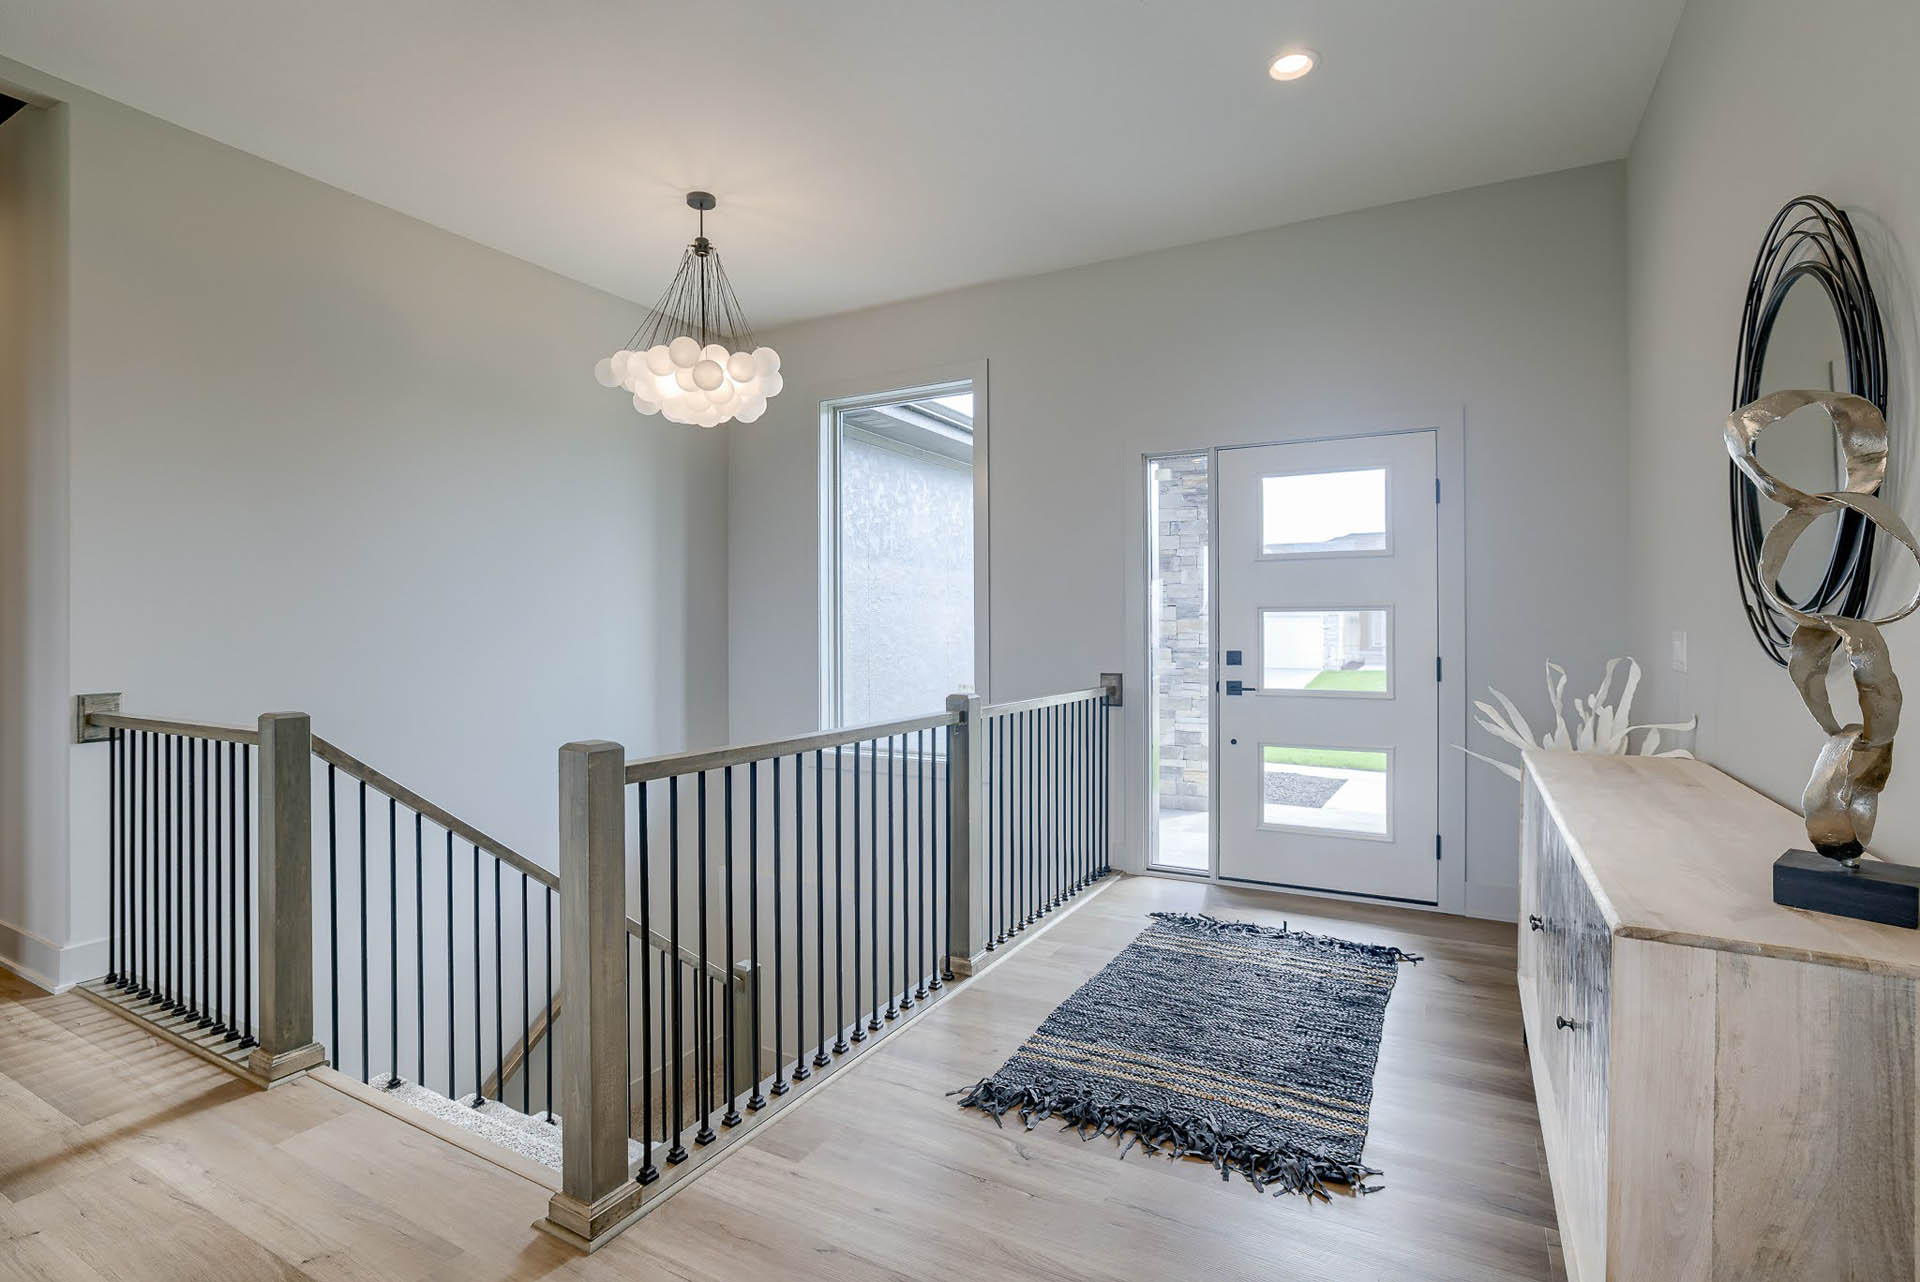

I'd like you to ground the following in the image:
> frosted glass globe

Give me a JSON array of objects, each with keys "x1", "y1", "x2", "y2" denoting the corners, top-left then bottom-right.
[
  {"x1": 669, "y1": 336, "x2": 701, "y2": 368},
  {"x1": 681, "y1": 387, "x2": 711, "y2": 410},
  {"x1": 673, "y1": 366, "x2": 698, "y2": 392},
  {"x1": 738, "y1": 395, "x2": 768, "y2": 422},
  {"x1": 699, "y1": 343, "x2": 727, "y2": 365},
  {"x1": 708, "y1": 379, "x2": 737, "y2": 406},
  {"x1": 752, "y1": 347, "x2": 779, "y2": 375},
  {"x1": 693, "y1": 358, "x2": 725, "y2": 391},
  {"x1": 632, "y1": 393, "x2": 660, "y2": 415},
  {"x1": 610, "y1": 350, "x2": 633, "y2": 381},
  {"x1": 726, "y1": 352, "x2": 756, "y2": 383},
  {"x1": 760, "y1": 370, "x2": 784, "y2": 398},
  {"x1": 644, "y1": 345, "x2": 674, "y2": 376},
  {"x1": 593, "y1": 357, "x2": 618, "y2": 388}
]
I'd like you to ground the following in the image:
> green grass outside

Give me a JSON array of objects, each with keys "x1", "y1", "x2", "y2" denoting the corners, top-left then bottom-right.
[
  {"x1": 1264, "y1": 745, "x2": 1389, "y2": 772},
  {"x1": 1303, "y1": 668, "x2": 1388, "y2": 692}
]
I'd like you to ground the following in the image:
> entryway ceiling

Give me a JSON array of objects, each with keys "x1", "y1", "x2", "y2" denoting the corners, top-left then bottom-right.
[{"x1": 0, "y1": 1, "x2": 1684, "y2": 325}]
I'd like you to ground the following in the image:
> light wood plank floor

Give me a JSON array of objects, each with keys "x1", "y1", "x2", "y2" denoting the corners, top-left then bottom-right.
[{"x1": 0, "y1": 875, "x2": 1563, "y2": 1280}]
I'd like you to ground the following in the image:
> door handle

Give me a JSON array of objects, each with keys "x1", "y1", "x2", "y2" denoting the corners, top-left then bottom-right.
[
  {"x1": 1528, "y1": 915, "x2": 1544, "y2": 931},
  {"x1": 1224, "y1": 680, "x2": 1245, "y2": 696},
  {"x1": 1555, "y1": 1015, "x2": 1583, "y2": 1031}
]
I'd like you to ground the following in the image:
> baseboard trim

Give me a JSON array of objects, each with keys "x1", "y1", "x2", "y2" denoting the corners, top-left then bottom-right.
[{"x1": 0, "y1": 920, "x2": 107, "y2": 993}]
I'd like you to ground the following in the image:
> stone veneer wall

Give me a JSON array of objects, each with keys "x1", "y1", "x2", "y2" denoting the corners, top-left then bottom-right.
[{"x1": 1152, "y1": 456, "x2": 1210, "y2": 811}]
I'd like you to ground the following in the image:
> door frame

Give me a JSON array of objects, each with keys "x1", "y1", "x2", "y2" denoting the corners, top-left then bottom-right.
[{"x1": 1138, "y1": 407, "x2": 1468, "y2": 916}]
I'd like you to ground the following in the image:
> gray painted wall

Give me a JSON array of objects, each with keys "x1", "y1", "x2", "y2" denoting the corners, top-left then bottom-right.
[
  {"x1": 1625, "y1": 0, "x2": 1920, "y2": 862},
  {"x1": 727, "y1": 163, "x2": 1638, "y2": 919},
  {"x1": 0, "y1": 60, "x2": 732, "y2": 989}
]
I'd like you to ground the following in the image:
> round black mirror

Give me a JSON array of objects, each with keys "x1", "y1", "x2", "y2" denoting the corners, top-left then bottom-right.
[{"x1": 1730, "y1": 197, "x2": 1888, "y2": 666}]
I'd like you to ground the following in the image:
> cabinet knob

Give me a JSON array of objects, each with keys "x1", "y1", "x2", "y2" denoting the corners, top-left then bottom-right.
[
  {"x1": 1555, "y1": 1015, "x2": 1583, "y2": 1031},
  {"x1": 1528, "y1": 914, "x2": 1544, "y2": 931}
]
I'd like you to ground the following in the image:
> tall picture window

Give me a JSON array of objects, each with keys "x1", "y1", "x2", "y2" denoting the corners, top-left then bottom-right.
[{"x1": 826, "y1": 382, "x2": 976, "y2": 726}]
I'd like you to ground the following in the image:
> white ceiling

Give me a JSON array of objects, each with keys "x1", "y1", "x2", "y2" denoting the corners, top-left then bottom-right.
[{"x1": 0, "y1": 1, "x2": 1685, "y2": 327}]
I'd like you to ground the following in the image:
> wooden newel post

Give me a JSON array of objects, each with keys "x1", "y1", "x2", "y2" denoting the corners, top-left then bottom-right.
[
  {"x1": 248, "y1": 712, "x2": 326, "y2": 1085},
  {"x1": 541, "y1": 740, "x2": 645, "y2": 1252},
  {"x1": 945, "y1": 692, "x2": 988, "y2": 976}
]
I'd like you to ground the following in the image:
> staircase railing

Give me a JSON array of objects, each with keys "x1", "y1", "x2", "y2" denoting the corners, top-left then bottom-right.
[
  {"x1": 539, "y1": 674, "x2": 1121, "y2": 1249},
  {"x1": 75, "y1": 674, "x2": 1122, "y2": 1254}
]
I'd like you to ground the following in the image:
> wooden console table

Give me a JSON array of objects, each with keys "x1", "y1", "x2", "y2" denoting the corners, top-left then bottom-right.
[{"x1": 1519, "y1": 751, "x2": 1920, "y2": 1281}]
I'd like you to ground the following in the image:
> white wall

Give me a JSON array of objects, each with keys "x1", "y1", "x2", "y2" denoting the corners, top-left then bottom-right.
[
  {"x1": 0, "y1": 102, "x2": 73, "y2": 988},
  {"x1": 0, "y1": 59, "x2": 731, "y2": 989},
  {"x1": 1625, "y1": 0, "x2": 1920, "y2": 861},
  {"x1": 729, "y1": 164, "x2": 1638, "y2": 918}
]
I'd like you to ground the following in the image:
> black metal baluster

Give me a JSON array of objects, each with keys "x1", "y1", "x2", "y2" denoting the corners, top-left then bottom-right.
[
  {"x1": 327, "y1": 764, "x2": 339, "y2": 1061},
  {"x1": 850, "y1": 742, "x2": 864, "y2": 1043},
  {"x1": 813, "y1": 748, "x2": 828, "y2": 1069},
  {"x1": 832, "y1": 746, "x2": 848, "y2": 1054},
  {"x1": 171, "y1": 735, "x2": 183, "y2": 1009},
  {"x1": 747, "y1": 762, "x2": 765, "y2": 1109},
  {"x1": 544, "y1": 885, "x2": 555, "y2": 1125},
  {"x1": 183, "y1": 738, "x2": 194, "y2": 1015},
  {"x1": 984, "y1": 717, "x2": 996, "y2": 949},
  {"x1": 226, "y1": 742, "x2": 239, "y2": 1037},
  {"x1": 792, "y1": 751, "x2": 810, "y2": 1081},
  {"x1": 360, "y1": 781, "x2": 370, "y2": 1083},
  {"x1": 867, "y1": 737, "x2": 881, "y2": 1034},
  {"x1": 446, "y1": 830, "x2": 456, "y2": 1097},
  {"x1": 696, "y1": 771, "x2": 715, "y2": 1145},
  {"x1": 520, "y1": 872, "x2": 529, "y2": 1115},
  {"x1": 134, "y1": 733, "x2": 146, "y2": 996},
  {"x1": 416, "y1": 813, "x2": 425, "y2": 1086},
  {"x1": 939, "y1": 724, "x2": 954, "y2": 983},
  {"x1": 1029, "y1": 711, "x2": 1041, "y2": 927},
  {"x1": 770, "y1": 758, "x2": 787, "y2": 1097},
  {"x1": 492, "y1": 857, "x2": 502, "y2": 1103},
  {"x1": 1103, "y1": 695, "x2": 1112, "y2": 873},
  {"x1": 1050, "y1": 704, "x2": 1061, "y2": 910},
  {"x1": 107, "y1": 728, "x2": 119, "y2": 986},
  {"x1": 200, "y1": 738, "x2": 212, "y2": 1024},
  {"x1": 916, "y1": 729, "x2": 929, "y2": 1000},
  {"x1": 210, "y1": 740, "x2": 223, "y2": 1031},
  {"x1": 241, "y1": 745, "x2": 253, "y2": 1046},
  {"x1": 887, "y1": 735, "x2": 899, "y2": 1018},
  {"x1": 471, "y1": 843, "x2": 482, "y2": 1105},
  {"x1": 387, "y1": 797, "x2": 400, "y2": 1088},
  {"x1": 667, "y1": 775, "x2": 687, "y2": 1161},
  {"x1": 723, "y1": 764, "x2": 742, "y2": 1125},
  {"x1": 638, "y1": 782, "x2": 658, "y2": 1181}
]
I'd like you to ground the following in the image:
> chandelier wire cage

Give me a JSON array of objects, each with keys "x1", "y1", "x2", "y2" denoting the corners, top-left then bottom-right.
[{"x1": 594, "y1": 191, "x2": 782, "y2": 428}]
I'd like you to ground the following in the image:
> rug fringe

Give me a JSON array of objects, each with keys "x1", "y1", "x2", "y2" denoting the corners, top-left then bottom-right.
[
  {"x1": 1147, "y1": 911, "x2": 1423, "y2": 965},
  {"x1": 950, "y1": 1076, "x2": 1386, "y2": 1200}
]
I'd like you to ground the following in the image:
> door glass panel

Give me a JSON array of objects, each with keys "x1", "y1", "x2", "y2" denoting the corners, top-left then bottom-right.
[
  {"x1": 1260, "y1": 468, "x2": 1387, "y2": 555},
  {"x1": 1259, "y1": 608, "x2": 1391, "y2": 694},
  {"x1": 1260, "y1": 745, "x2": 1390, "y2": 837}
]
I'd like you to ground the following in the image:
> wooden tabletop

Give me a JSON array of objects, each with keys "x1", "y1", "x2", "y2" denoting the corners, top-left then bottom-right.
[{"x1": 1525, "y1": 751, "x2": 1920, "y2": 978}]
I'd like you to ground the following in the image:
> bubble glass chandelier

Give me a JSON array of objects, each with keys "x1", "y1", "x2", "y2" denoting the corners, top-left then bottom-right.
[{"x1": 593, "y1": 191, "x2": 782, "y2": 427}]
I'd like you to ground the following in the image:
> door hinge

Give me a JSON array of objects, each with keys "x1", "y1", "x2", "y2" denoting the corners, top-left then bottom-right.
[
  {"x1": 1436, "y1": 656, "x2": 1443, "y2": 682},
  {"x1": 1436, "y1": 835, "x2": 1443, "y2": 862},
  {"x1": 1435, "y1": 478, "x2": 1442, "y2": 503}
]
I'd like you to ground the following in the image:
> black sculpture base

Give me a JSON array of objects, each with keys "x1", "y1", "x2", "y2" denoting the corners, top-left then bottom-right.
[{"x1": 1773, "y1": 849, "x2": 1920, "y2": 929}]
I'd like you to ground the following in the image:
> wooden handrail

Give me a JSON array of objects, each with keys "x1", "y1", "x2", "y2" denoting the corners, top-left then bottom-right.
[
  {"x1": 84, "y1": 711, "x2": 260, "y2": 745},
  {"x1": 624, "y1": 709, "x2": 962, "y2": 784},
  {"x1": 310, "y1": 735, "x2": 558, "y2": 892}
]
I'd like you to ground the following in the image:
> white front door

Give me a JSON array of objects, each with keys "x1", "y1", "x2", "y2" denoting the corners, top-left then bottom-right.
[{"x1": 1215, "y1": 432, "x2": 1440, "y2": 903}]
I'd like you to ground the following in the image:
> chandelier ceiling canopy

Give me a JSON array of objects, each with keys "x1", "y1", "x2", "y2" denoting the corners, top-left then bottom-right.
[{"x1": 594, "y1": 191, "x2": 782, "y2": 428}]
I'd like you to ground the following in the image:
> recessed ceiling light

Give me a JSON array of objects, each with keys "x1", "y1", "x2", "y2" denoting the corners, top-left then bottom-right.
[{"x1": 1268, "y1": 50, "x2": 1317, "y2": 81}]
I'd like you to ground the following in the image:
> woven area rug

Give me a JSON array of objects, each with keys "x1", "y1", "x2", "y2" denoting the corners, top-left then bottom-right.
[{"x1": 955, "y1": 912, "x2": 1419, "y2": 1199}]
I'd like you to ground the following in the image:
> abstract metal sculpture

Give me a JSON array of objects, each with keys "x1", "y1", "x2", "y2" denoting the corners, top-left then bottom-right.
[{"x1": 1726, "y1": 390, "x2": 1920, "y2": 924}]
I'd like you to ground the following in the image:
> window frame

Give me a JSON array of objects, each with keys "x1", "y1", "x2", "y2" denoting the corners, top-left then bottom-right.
[{"x1": 820, "y1": 371, "x2": 987, "y2": 730}]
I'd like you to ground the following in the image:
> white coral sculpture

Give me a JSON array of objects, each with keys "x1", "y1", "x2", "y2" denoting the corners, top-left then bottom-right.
[{"x1": 1460, "y1": 657, "x2": 1696, "y2": 782}]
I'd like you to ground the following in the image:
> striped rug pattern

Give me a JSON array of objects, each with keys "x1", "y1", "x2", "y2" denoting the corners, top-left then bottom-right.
[{"x1": 955, "y1": 911, "x2": 1418, "y2": 1199}]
